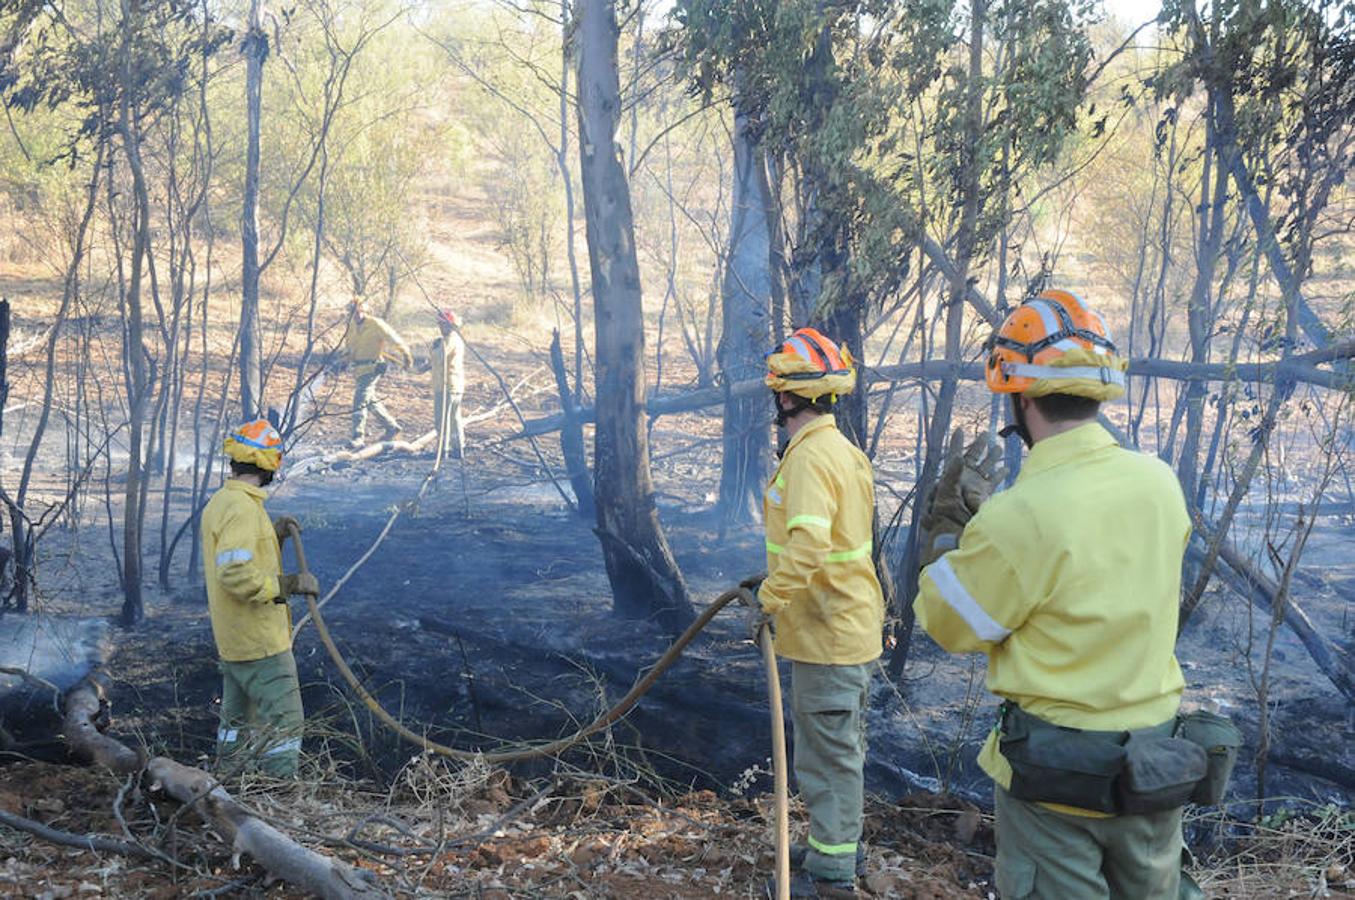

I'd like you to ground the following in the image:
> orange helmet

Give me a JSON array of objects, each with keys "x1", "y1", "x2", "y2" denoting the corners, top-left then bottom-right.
[
  {"x1": 984, "y1": 289, "x2": 1127, "y2": 401},
  {"x1": 765, "y1": 327, "x2": 856, "y2": 400},
  {"x1": 436, "y1": 308, "x2": 461, "y2": 329},
  {"x1": 224, "y1": 419, "x2": 284, "y2": 472}
]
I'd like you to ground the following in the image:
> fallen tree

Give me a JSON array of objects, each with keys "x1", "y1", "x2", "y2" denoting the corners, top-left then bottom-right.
[
  {"x1": 147, "y1": 757, "x2": 386, "y2": 899},
  {"x1": 511, "y1": 344, "x2": 1355, "y2": 439},
  {"x1": 55, "y1": 673, "x2": 387, "y2": 899}
]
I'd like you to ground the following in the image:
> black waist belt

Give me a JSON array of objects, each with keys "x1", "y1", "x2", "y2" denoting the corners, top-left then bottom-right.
[{"x1": 998, "y1": 702, "x2": 1197, "y2": 815}]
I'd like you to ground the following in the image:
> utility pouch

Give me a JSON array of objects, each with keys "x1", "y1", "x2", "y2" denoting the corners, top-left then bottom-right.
[
  {"x1": 1176, "y1": 710, "x2": 1242, "y2": 805},
  {"x1": 999, "y1": 705, "x2": 1127, "y2": 814},
  {"x1": 1118, "y1": 732, "x2": 1207, "y2": 814}
]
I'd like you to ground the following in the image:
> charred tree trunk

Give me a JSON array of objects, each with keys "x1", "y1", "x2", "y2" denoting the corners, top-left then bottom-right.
[
  {"x1": 238, "y1": 0, "x2": 266, "y2": 419},
  {"x1": 550, "y1": 329, "x2": 595, "y2": 518},
  {"x1": 0, "y1": 299, "x2": 8, "y2": 597},
  {"x1": 118, "y1": 19, "x2": 154, "y2": 627},
  {"x1": 716, "y1": 98, "x2": 772, "y2": 529},
  {"x1": 575, "y1": 0, "x2": 693, "y2": 632}
]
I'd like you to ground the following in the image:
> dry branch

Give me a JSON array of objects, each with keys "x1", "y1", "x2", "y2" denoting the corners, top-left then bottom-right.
[
  {"x1": 0, "y1": 808, "x2": 155, "y2": 858},
  {"x1": 146, "y1": 758, "x2": 387, "y2": 900},
  {"x1": 1193, "y1": 539, "x2": 1355, "y2": 703}
]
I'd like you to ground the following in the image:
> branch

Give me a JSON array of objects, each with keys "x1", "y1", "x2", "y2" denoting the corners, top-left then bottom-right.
[
  {"x1": 510, "y1": 346, "x2": 1355, "y2": 438},
  {"x1": 0, "y1": 808, "x2": 156, "y2": 859}
]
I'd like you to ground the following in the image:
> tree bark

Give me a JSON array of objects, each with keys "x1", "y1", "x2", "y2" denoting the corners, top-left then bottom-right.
[
  {"x1": 238, "y1": 0, "x2": 266, "y2": 418},
  {"x1": 62, "y1": 673, "x2": 142, "y2": 774},
  {"x1": 716, "y1": 96, "x2": 772, "y2": 528},
  {"x1": 117, "y1": 11, "x2": 153, "y2": 627},
  {"x1": 550, "y1": 328, "x2": 595, "y2": 517},
  {"x1": 575, "y1": 0, "x2": 693, "y2": 632}
]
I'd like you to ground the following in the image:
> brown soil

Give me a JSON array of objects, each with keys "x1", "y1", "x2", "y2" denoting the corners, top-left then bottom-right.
[{"x1": 0, "y1": 761, "x2": 994, "y2": 898}]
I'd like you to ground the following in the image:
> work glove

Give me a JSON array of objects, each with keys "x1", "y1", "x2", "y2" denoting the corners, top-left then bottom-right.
[
  {"x1": 918, "y1": 428, "x2": 1006, "y2": 568},
  {"x1": 745, "y1": 604, "x2": 773, "y2": 644},
  {"x1": 276, "y1": 572, "x2": 320, "y2": 602},
  {"x1": 272, "y1": 516, "x2": 300, "y2": 542}
]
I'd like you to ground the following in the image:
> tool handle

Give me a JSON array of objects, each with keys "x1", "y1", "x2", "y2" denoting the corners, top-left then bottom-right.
[{"x1": 761, "y1": 624, "x2": 791, "y2": 900}]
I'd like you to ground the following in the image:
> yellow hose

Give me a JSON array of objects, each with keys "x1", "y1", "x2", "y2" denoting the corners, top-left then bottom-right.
[{"x1": 284, "y1": 524, "x2": 789, "y2": 892}]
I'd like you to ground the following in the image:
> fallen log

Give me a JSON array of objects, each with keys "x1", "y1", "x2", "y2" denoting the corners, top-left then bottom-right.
[
  {"x1": 146, "y1": 758, "x2": 386, "y2": 900},
  {"x1": 1185, "y1": 540, "x2": 1355, "y2": 703},
  {"x1": 62, "y1": 672, "x2": 140, "y2": 774},
  {"x1": 324, "y1": 430, "x2": 437, "y2": 463},
  {"x1": 58, "y1": 677, "x2": 388, "y2": 898},
  {"x1": 512, "y1": 347, "x2": 1355, "y2": 439}
]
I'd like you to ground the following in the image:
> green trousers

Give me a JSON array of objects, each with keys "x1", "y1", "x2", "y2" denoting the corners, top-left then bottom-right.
[
  {"x1": 434, "y1": 388, "x2": 465, "y2": 456},
  {"x1": 352, "y1": 370, "x2": 398, "y2": 440},
  {"x1": 790, "y1": 661, "x2": 872, "y2": 882},
  {"x1": 995, "y1": 786, "x2": 1183, "y2": 899},
  {"x1": 218, "y1": 649, "x2": 304, "y2": 778}
]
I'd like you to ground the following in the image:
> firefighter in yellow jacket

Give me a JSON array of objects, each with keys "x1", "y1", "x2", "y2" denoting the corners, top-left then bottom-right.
[
  {"x1": 343, "y1": 299, "x2": 413, "y2": 448},
  {"x1": 913, "y1": 289, "x2": 1194, "y2": 899},
  {"x1": 201, "y1": 420, "x2": 318, "y2": 777},
  {"x1": 751, "y1": 327, "x2": 884, "y2": 898}
]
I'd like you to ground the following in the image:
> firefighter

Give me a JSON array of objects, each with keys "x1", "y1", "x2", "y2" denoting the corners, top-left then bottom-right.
[
  {"x1": 913, "y1": 289, "x2": 1197, "y2": 899},
  {"x1": 343, "y1": 298, "x2": 413, "y2": 449},
  {"x1": 430, "y1": 308, "x2": 466, "y2": 459},
  {"x1": 201, "y1": 420, "x2": 319, "y2": 778},
  {"x1": 750, "y1": 327, "x2": 884, "y2": 899}
]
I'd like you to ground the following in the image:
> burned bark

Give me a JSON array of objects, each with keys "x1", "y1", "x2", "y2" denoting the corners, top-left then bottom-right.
[
  {"x1": 62, "y1": 673, "x2": 141, "y2": 774},
  {"x1": 550, "y1": 329, "x2": 596, "y2": 519},
  {"x1": 575, "y1": 0, "x2": 693, "y2": 632}
]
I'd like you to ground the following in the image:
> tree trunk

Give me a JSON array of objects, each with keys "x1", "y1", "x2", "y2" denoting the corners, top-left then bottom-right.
[
  {"x1": 118, "y1": 16, "x2": 152, "y2": 627},
  {"x1": 238, "y1": 0, "x2": 266, "y2": 419},
  {"x1": 890, "y1": 0, "x2": 987, "y2": 679},
  {"x1": 0, "y1": 299, "x2": 9, "y2": 598},
  {"x1": 550, "y1": 329, "x2": 595, "y2": 518},
  {"x1": 716, "y1": 97, "x2": 772, "y2": 528},
  {"x1": 575, "y1": 0, "x2": 693, "y2": 632}
]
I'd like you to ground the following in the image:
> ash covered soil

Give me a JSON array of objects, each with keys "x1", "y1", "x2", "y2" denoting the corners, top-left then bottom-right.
[{"x1": 3, "y1": 403, "x2": 1354, "y2": 896}]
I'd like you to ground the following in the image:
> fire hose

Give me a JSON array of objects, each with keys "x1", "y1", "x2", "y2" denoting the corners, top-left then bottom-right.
[{"x1": 282, "y1": 523, "x2": 793, "y2": 899}]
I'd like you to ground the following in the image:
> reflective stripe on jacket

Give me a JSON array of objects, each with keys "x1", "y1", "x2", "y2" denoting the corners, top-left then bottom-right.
[
  {"x1": 201, "y1": 480, "x2": 292, "y2": 662},
  {"x1": 344, "y1": 316, "x2": 413, "y2": 377},
  {"x1": 913, "y1": 422, "x2": 1189, "y2": 812},
  {"x1": 761, "y1": 415, "x2": 884, "y2": 665},
  {"x1": 431, "y1": 333, "x2": 465, "y2": 395}
]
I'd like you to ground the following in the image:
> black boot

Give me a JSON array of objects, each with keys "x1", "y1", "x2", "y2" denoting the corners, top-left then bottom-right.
[
  {"x1": 789, "y1": 843, "x2": 867, "y2": 878},
  {"x1": 765, "y1": 870, "x2": 857, "y2": 898}
]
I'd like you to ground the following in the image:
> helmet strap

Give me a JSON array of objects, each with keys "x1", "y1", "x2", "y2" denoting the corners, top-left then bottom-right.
[
  {"x1": 999, "y1": 395, "x2": 1034, "y2": 448},
  {"x1": 773, "y1": 391, "x2": 812, "y2": 428}
]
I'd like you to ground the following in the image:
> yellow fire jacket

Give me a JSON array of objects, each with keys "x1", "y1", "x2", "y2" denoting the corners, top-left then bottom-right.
[
  {"x1": 761, "y1": 415, "x2": 884, "y2": 665},
  {"x1": 201, "y1": 480, "x2": 292, "y2": 663},
  {"x1": 344, "y1": 316, "x2": 413, "y2": 377},
  {"x1": 431, "y1": 332, "x2": 466, "y2": 395},
  {"x1": 913, "y1": 423, "x2": 1189, "y2": 813}
]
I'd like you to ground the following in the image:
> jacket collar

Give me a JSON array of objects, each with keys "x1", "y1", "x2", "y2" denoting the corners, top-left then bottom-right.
[
  {"x1": 782, "y1": 413, "x2": 837, "y2": 458},
  {"x1": 224, "y1": 478, "x2": 268, "y2": 502},
  {"x1": 1017, "y1": 421, "x2": 1116, "y2": 481}
]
